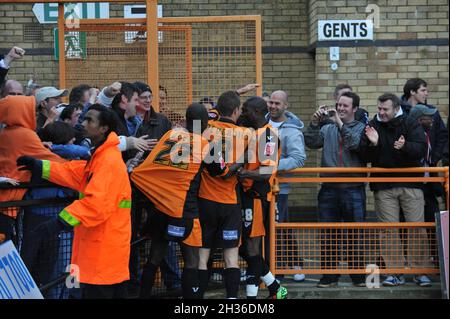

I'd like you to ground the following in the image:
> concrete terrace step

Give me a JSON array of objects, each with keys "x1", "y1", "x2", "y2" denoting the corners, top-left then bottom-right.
[{"x1": 204, "y1": 275, "x2": 443, "y2": 299}]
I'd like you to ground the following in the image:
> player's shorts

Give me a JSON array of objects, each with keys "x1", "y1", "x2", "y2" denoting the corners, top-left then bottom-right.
[
  {"x1": 241, "y1": 190, "x2": 270, "y2": 239},
  {"x1": 145, "y1": 207, "x2": 202, "y2": 247},
  {"x1": 198, "y1": 198, "x2": 241, "y2": 249}
]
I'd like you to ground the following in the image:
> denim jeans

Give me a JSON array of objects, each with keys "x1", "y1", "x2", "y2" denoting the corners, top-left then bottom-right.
[
  {"x1": 318, "y1": 185, "x2": 366, "y2": 281},
  {"x1": 276, "y1": 194, "x2": 289, "y2": 223}
]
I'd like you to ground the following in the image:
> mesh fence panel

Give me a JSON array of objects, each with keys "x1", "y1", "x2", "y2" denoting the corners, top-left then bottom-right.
[
  {"x1": 63, "y1": 18, "x2": 259, "y2": 125},
  {"x1": 275, "y1": 224, "x2": 440, "y2": 274},
  {"x1": 164, "y1": 20, "x2": 257, "y2": 102},
  {"x1": 64, "y1": 26, "x2": 148, "y2": 89}
]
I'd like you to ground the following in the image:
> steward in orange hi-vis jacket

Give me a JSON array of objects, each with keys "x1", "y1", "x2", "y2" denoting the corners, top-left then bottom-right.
[
  {"x1": 17, "y1": 104, "x2": 131, "y2": 299},
  {"x1": 130, "y1": 103, "x2": 227, "y2": 299}
]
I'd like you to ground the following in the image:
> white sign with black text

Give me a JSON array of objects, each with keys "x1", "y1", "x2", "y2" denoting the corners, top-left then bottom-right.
[{"x1": 318, "y1": 20, "x2": 373, "y2": 41}]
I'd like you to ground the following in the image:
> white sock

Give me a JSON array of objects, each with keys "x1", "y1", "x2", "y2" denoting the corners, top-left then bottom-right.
[
  {"x1": 246, "y1": 284, "x2": 259, "y2": 298},
  {"x1": 261, "y1": 272, "x2": 276, "y2": 286}
]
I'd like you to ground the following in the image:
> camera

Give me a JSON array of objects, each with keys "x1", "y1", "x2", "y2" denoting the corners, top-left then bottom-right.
[{"x1": 324, "y1": 109, "x2": 336, "y2": 117}]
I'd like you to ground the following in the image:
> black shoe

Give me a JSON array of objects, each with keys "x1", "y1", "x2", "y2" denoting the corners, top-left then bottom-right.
[
  {"x1": 317, "y1": 276, "x2": 338, "y2": 288},
  {"x1": 351, "y1": 275, "x2": 366, "y2": 287}
]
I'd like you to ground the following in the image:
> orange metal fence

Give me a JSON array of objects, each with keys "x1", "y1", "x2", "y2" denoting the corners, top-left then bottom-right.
[{"x1": 270, "y1": 167, "x2": 449, "y2": 275}]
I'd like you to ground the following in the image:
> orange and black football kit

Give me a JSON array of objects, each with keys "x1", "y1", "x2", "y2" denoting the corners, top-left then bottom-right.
[
  {"x1": 198, "y1": 118, "x2": 251, "y2": 248},
  {"x1": 240, "y1": 124, "x2": 280, "y2": 239},
  {"x1": 239, "y1": 124, "x2": 283, "y2": 299},
  {"x1": 131, "y1": 129, "x2": 227, "y2": 246}
]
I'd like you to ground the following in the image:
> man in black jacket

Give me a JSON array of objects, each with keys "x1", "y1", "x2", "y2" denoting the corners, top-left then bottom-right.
[
  {"x1": 360, "y1": 93, "x2": 432, "y2": 288},
  {"x1": 400, "y1": 78, "x2": 448, "y2": 168},
  {"x1": 408, "y1": 104, "x2": 446, "y2": 222}
]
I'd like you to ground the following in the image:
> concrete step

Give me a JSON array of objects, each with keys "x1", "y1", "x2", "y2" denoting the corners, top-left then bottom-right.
[{"x1": 204, "y1": 275, "x2": 443, "y2": 299}]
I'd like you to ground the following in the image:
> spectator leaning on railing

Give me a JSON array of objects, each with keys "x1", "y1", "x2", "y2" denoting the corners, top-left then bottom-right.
[
  {"x1": 359, "y1": 93, "x2": 432, "y2": 288},
  {"x1": 304, "y1": 91, "x2": 367, "y2": 288}
]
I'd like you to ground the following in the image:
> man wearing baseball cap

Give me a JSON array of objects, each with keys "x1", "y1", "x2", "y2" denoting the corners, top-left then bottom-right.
[{"x1": 35, "y1": 86, "x2": 68, "y2": 130}]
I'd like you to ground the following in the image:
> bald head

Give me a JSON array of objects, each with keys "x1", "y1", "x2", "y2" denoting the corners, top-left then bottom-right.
[
  {"x1": 270, "y1": 90, "x2": 288, "y2": 104},
  {"x1": 268, "y1": 90, "x2": 289, "y2": 121},
  {"x1": 1, "y1": 80, "x2": 24, "y2": 98}
]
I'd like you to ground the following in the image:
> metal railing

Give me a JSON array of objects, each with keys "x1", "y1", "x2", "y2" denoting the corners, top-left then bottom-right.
[{"x1": 270, "y1": 166, "x2": 449, "y2": 275}]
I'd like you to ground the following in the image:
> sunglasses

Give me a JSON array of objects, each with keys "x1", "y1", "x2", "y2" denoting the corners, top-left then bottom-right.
[{"x1": 8, "y1": 92, "x2": 23, "y2": 96}]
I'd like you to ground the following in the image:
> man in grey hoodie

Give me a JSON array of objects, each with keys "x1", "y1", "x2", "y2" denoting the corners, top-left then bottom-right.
[
  {"x1": 304, "y1": 91, "x2": 367, "y2": 288},
  {"x1": 266, "y1": 90, "x2": 307, "y2": 281}
]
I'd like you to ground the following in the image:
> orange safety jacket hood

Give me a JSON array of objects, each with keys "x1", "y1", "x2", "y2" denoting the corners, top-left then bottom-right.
[{"x1": 0, "y1": 96, "x2": 65, "y2": 215}]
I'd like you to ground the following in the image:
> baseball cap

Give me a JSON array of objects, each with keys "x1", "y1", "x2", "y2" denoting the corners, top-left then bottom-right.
[
  {"x1": 410, "y1": 104, "x2": 437, "y2": 120},
  {"x1": 35, "y1": 86, "x2": 68, "y2": 105}
]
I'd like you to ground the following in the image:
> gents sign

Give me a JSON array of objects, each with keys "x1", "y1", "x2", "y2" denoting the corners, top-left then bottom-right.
[
  {"x1": 0, "y1": 240, "x2": 43, "y2": 299},
  {"x1": 318, "y1": 20, "x2": 373, "y2": 41}
]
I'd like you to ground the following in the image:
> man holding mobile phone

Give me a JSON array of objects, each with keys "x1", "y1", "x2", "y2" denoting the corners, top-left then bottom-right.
[{"x1": 304, "y1": 91, "x2": 368, "y2": 288}]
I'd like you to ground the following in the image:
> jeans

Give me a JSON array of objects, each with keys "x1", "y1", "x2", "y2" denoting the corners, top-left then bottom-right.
[
  {"x1": 318, "y1": 185, "x2": 366, "y2": 281},
  {"x1": 276, "y1": 194, "x2": 289, "y2": 223}
]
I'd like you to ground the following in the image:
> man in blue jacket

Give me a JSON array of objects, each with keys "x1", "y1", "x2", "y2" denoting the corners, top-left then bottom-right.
[{"x1": 266, "y1": 90, "x2": 307, "y2": 282}]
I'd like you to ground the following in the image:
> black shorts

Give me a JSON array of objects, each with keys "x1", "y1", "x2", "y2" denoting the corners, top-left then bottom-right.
[
  {"x1": 198, "y1": 198, "x2": 241, "y2": 249},
  {"x1": 241, "y1": 191, "x2": 270, "y2": 239},
  {"x1": 145, "y1": 207, "x2": 194, "y2": 243}
]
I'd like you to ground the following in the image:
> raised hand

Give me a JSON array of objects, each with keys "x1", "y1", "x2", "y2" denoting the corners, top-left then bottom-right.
[
  {"x1": 365, "y1": 126, "x2": 379, "y2": 146},
  {"x1": 3, "y1": 46, "x2": 25, "y2": 66},
  {"x1": 312, "y1": 105, "x2": 328, "y2": 126},
  {"x1": 236, "y1": 83, "x2": 260, "y2": 95},
  {"x1": 105, "y1": 82, "x2": 122, "y2": 98},
  {"x1": 394, "y1": 135, "x2": 405, "y2": 150}
]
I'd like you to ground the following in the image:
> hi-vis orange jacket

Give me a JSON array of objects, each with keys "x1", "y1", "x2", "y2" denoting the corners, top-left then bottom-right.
[{"x1": 41, "y1": 132, "x2": 131, "y2": 285}]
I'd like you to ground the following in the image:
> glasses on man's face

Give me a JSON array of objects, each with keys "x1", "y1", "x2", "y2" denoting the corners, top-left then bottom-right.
[{"x1": 8, "y1": 92, "x2": 23, "y2": 96}]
